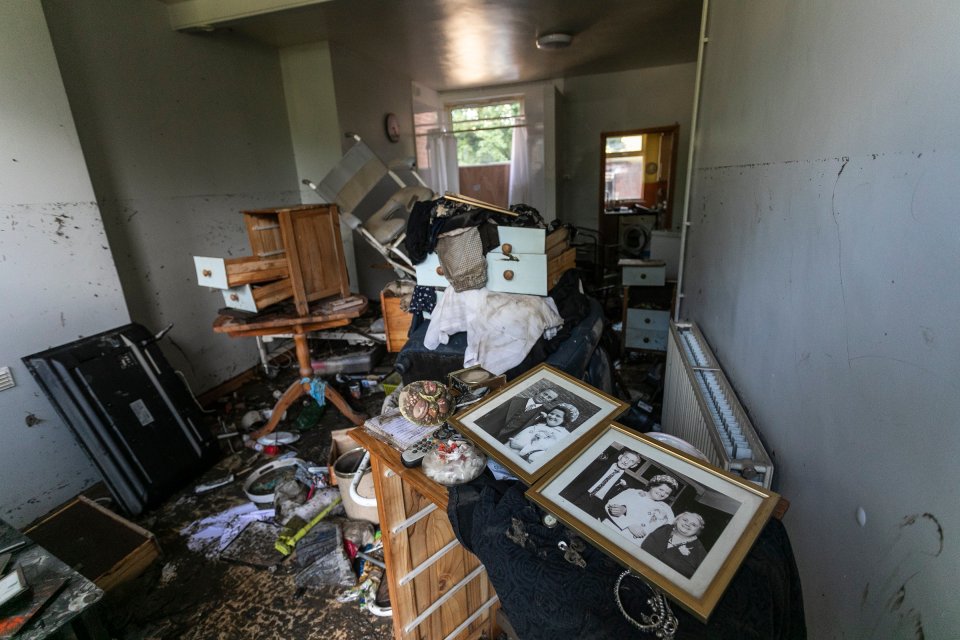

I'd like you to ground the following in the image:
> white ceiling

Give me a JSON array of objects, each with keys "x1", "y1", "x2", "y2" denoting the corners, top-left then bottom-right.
[{"x1": 161, "y1": 0, "x2": 702, "y2": 91}]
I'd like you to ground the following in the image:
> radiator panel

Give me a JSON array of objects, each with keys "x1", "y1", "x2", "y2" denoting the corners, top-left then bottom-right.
[{"x1": 661, "y1": 322, "x2": 774, "y2": 488}]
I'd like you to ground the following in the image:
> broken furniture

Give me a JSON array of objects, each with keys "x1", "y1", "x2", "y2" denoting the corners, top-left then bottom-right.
[
  {"x1": 304, "y1": 134, "x2": 434, "y2": 278},
  {"x1": 349, "y1": 428, "x2": 500, "y2": 640},
  {"x1": 194, "y1": 203, "x2": 351, "y2": 315},
  {"x1": 213, "y1": 298, "x2": 370, "y2": 440},
  {"x1": 0, "y1": 518, "x2": 105, "y2": 639},
  {"x1": 22, "y1": 324, "x2": 220, "y2": 516},
  {"x1": 24, "y1": 496, "x2": 160, "y2": 592},
  {"x1": 414, "y1": 226, "x2": 576, "y2": 297}
]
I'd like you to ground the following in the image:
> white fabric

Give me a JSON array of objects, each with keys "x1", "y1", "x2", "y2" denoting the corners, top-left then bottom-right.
[
  {"x1": 425, "y1": 131, "x2": 460, "y2": 195},
  {"x1": 508, "y1": 125, "x2": 530, "y2": 205},
  {"x1": 422, "y1": 287, "x2": 563, "y2": 375},
  {"x1": 508, "y1": 422, "x2": 566, "y2": 462},
  {"x1": 602, "y1": 489, "x2": 675, "y2": 545}
]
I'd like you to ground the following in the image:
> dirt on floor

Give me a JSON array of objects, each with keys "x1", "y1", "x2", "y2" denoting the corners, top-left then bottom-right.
[{"x1": 99, "y1": 362, "x2": 395, "y2": 640}]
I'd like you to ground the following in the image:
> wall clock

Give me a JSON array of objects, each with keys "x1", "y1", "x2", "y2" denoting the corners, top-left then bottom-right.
[{"x1": 384, "y1": 113, "x2": 400, "y2": 143}]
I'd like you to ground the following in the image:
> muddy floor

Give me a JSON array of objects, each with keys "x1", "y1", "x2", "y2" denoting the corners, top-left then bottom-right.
[
  {"x1": 98, "y1": 360, "x2": 395, "y2": 640},
  {"x1": 90, "y1": 340, "x2": 663, "y2": 640}
]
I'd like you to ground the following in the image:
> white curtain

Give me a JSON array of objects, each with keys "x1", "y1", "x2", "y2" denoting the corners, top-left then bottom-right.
[
  {"x1": 508, "y1": 125, "x2": 529, "y2": 205},
  {"x1": 425, "y1": 131, "x2": 460, "y2": 195}
]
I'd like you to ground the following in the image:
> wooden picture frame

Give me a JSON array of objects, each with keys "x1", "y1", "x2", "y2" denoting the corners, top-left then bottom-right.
[
  {"x1": 449, "y1": 364, "x2": 628, "y2": 484},
  {"x1": 526, "y1": 423, "x2": 780, "y2": 622}
]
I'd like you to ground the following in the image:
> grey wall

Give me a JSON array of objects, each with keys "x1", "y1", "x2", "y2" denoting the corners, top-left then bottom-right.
[
  {"x1": 560, "y1": 63, "x2": 697, "y2": 231},
  {"x1": 0, "y1": 1, "x2": 129, "y2": 526},
  {"x1": 684, "y1": 2, "x2": 960, "y2": 636},
  {"x1": 329, "y1": 43, "x2": 417, "y2": 299},
  {"x1": 43, "y1": 0, "x2": 301, "y2": 392}
]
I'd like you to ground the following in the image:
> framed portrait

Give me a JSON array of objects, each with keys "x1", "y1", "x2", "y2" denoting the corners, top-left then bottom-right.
[
  {"x1": 526, "y1": 423, "x2": 780, "y2": 622},
  {"x1": 449, "y1": 364, "x2": 628, "y2": 484}
]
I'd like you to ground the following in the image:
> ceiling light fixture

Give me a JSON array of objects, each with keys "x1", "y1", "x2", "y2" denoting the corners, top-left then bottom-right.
[{"x1": 536, "y1": 32, "x2": 573, "y2": 50}]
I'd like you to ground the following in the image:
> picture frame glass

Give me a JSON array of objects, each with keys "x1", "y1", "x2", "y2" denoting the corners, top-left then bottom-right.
[
  {"x1": 450, "y1": 364, "x2": 627, "y2": 484},
  {"x1": 528, "y1": 424, "x2": 778, "y2": 620}
]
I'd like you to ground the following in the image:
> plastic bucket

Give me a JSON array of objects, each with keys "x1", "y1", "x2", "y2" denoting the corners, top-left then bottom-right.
[{"x1": 332, "y1": 448, "x2": 379, "y2": 523}]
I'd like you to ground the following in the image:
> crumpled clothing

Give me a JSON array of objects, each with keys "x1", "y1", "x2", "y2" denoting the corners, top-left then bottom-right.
[
  {"x1": 423, "y1": 287, "x2": 563, "y2": 375},
  {"x1": 180, "y1": 503, "x2": 275, "y2": 559},
  {"x1": 436, "y1": 226, "x2": 487, "y2": 292}
]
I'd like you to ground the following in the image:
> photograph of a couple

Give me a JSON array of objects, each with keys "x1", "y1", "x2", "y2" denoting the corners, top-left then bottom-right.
[
  {"x1": 558, "y1": 443, "x2": 737, "y2": 579},
  {"x1": 451, "y1": 364, "x2": 628, "y2": 484},
  {"x1": 526, "y1": 425, "x2": 780, "y2": 621}
]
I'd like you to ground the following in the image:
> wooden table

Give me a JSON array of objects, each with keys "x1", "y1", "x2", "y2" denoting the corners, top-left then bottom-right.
[
  {"x1": 213, "y1": 298, "x2": 370, "y2": 440},
  {"x1": 349, "y1": 428, "x2": 500, "y2": 640},
  {"x1": 0, "y1": 519, "x2": 105, "y2": 639}
]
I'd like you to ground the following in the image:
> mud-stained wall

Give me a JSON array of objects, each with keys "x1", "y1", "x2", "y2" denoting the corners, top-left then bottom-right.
[
  {"x1": 684, "y1": 2, "x2": 960, "y2": 636},
  {"x1": 43, "y1": 0, "x2": 300, "y2": 392},
  {"x1": 0, "y1": 2, "x2": 129, "y2": 526}
]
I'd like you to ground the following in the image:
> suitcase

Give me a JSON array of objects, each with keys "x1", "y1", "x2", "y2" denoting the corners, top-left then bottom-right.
[{"x1": 23, "y1": 324, "x2": 219, "y2": 515}]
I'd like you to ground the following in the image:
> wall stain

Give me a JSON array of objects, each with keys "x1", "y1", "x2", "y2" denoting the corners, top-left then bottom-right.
[
  {"x1": 24, "y1": 413, "x2": 44, "y2": 427},
  {"x1": 899, "y1": 513, "x2": 944, "y2": 555}
]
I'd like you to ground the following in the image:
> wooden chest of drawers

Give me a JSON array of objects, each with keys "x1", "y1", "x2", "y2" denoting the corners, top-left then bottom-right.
[{"x1": 194, "y1": 204, "x2": 350, "y2": 315}]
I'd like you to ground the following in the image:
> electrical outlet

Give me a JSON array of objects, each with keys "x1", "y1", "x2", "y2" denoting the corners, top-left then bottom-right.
[{"x1": 0, "y1": 367, "x2": 14, "y2": 392}]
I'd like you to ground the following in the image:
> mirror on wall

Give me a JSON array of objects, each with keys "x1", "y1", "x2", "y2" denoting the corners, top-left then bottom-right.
[{"x1": 598, "y1": 124, "x2": 678, "y2": 268}]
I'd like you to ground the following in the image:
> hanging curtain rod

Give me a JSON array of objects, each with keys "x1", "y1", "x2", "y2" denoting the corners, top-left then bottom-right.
[{"x1": 443, "y1": 192, "x2": 519, "y2": 217}]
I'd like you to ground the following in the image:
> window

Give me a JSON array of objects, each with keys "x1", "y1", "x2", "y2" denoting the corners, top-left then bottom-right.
[
  {"x1": 604, "y1": 134, "x2": 645, "y2": 209},
  {"x1": 447, "y1": 98, "x2": 525, "y2": 206}
]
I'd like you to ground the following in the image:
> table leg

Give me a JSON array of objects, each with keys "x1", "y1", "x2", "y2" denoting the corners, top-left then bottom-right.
[{"x1": 249, "y1": 333, "x2": 366, "y2": 441}]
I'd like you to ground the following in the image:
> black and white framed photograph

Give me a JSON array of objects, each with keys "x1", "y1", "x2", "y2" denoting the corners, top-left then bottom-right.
[
  {"x1": 526, "y1": 423, "x2": 780, "y2": 622},
  {"x1": 449, "y1": 364, "x2": 628, "y2": 484}
]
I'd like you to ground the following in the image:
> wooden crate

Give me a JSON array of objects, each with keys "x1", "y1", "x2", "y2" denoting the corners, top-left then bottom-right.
[
  {"x1": 381, "y1": 290, "x2": 413, "y2": 353},
  {"x1": 547, "y1": 247, "x2": 576, "y2": 290},
  {"x1": 24, "y1": 496, "x2": 160, "y2": 592},
  {"x1": 241, "y1": 204, "x2": 351, "y2": 315}
]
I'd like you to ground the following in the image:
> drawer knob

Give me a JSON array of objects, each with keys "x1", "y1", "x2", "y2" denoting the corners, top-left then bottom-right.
[
  {"x1": 501, "y1": 243, "x2": 513, "y2": 254},
  {"x1": 640, "y1": 273, "x2": 647, "y2": 279},
  {"x1": 503, "y1": 270, "x2": 515, "y2": 281},
  {"x1": 644, "y1": 318, "x2": 651, "y2": 324},
  {"x1": 229, "y1": 293, "x2": 240, "y2": 302},
  {"x1": 643, "y1": 337, "x2": 651, "y2": 343},
  {"x1": 202, "y1": 269, "x2": 213, "y2": 278},
  {"x1": 436, "y1": 266, "x2": 445, "y2": 276}
]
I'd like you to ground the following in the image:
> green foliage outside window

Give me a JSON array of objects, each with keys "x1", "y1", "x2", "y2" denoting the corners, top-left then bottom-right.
[{"x1": 450, "y1": 101, "x2": 522, "y2": 166}]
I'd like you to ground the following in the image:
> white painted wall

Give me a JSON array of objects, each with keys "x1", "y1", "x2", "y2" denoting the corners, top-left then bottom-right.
[
  {"x1": 43, "y1": 0, "x2": 300, "y2": 392},
  {"x1": 279, "y1": 41, "x2": 360, "y2": 293},
  {"x1": 684, "y1": 2, "x2": 960, "y2": 636},
  {"x1": 560, "y1": 63, "x2": 697, "y2": 231},
  {"x1": 329, "y1": 42, "x2": 417, "y2": 298},
  {"x1": 0, "y1": 1, "x2": 129, "y2": 526}
]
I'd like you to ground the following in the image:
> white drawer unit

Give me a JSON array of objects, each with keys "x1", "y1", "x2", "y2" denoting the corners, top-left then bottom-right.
[
  {"x1": 625, "y1": 327, "x2": 669, "y2": 351},
  {"x1": 620, "y1": 259, "x2": 666, "y2": 287},
  {"x1": 626, "y1": 308, "x2": 671, "y2": 333},
  {"x1": 414, "y1": 253, "x2": 450, "y2": 288},
  {"x1": 485, "y1": 253, "x2": 548, "y2": 296},
  {"x1": 489, "y1": 226, "x2": 545, "y2": 255},
  {"x1": 220, "y1": 279, "x2": 293, "y2": 313},
  {"x1": 193, "y1": 255, "x2": 290, "y2": 290}
]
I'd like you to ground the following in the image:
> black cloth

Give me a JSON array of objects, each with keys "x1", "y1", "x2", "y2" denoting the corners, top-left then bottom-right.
[
  {"x1": 558, "y1": 450, "x2": 642, "y2": 521},
  {"x1": 404, "y1": 199, "x2": 437, "y2": 265},
  {"x1": 447, "y1": 477, "x2": 806, "y2": 639},
  {"x1": 641, "y1": 524, "x2": 707, "y2": 579},
  {"x1": 473, "y1": 396, "x2": 546, "y2": 443}
]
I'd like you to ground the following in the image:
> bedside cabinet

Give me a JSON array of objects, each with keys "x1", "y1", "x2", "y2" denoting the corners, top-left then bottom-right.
[{"x1": 619, "y1": 260, "x2": 675, "y2": 353}]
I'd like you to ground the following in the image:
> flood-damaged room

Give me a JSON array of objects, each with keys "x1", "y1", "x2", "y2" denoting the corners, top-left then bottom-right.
[{"x1": 1, "y1": 1, "x2": 957, "y2": 639}]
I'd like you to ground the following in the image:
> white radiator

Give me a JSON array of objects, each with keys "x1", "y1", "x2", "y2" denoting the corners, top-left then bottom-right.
[{"x1": 661, "y1": 322, "x2": 774, "y2": 488}]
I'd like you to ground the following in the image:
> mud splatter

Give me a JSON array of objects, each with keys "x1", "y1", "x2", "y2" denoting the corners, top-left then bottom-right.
[
  {"x1": 887, "y1": 585, "x2": 905, "y2": 612},
  {"x1": 24, "y1": 413, "x2": 44, "y2": 427},
  {"x1": 900, "y1": 513, "x2": 944, "y2": 555}
]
